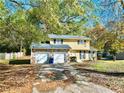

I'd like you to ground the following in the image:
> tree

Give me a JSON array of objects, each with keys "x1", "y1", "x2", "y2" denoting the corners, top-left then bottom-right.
[
  {"x1": 1, "y1": 0, "x2": 97, "y2": 53},
  {"x1": 85, "y1": 24, "x2": 108, "y2": 51},
  {"x1": 118, "y1": 0, "x2": 124, "y2": 9},
  {"x1": 0, "y1": 7, "x2": 42, "y2": 53},
  {"x1": 105, "y1": 20, "x2": 124, "y2": 60},
  {"x1": 107, "y1": 21, "x2": 124, "y2": 35},
  {"x1": 86, "y1": 24, "x2": 123, "y2": 60},
  {"x1": 8, "y1": 0, "x2": 97, "y2": 38}
]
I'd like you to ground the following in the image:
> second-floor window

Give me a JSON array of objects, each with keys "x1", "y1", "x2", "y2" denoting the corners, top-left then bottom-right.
[
  {"x1": 54, "y1": 39, "x2": 63, "y2": 44},
  {"x1": 78, "y1": 40, "x2": 83, "y2": 44},
  {"x1": 78, "y1": 40, "x2": 86, "y2": 44},
  {"x1": 78, "y1": 40, "x2": 87, "y2": 46},
  {"x1": 84, "y1": 40, "x2": 87, "y2": 47}
]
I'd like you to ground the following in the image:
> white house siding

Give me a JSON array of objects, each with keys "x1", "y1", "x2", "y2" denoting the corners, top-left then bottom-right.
[
  {"x1": 89, "y1": 52, "x2": 93, "y2": 60},
  {"x1": 69, "y1": 50, "x2": 91, "y2": 62},
  {"x1": 85, "y1": 51, "x2": 88, "y2": 60}
]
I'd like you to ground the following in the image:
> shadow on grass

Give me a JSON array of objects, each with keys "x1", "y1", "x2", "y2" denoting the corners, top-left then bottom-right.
[
  {"x1": 78, "y1": 68, "x2": 124, "y2": 77},
  {"x1": 9, "y1": 59, "x2": 30, "y2": 64}
]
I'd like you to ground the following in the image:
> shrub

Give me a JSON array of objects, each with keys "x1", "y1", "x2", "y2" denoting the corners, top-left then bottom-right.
[
  {"x1": 70, "y1": 56, "x2": 77, "y2": 62},
  {"x1": 9, "y1": 59, "x2": 30, "y2": 64}
]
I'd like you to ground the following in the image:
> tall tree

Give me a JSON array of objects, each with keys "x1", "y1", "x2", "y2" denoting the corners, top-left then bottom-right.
[
  {"x1": 0, "y1": 7, "x2": 42, "y2": 53},
  {"x1": 8, "y1": 0, "x2": 96, "y2": 38},
  {"x1": 86, "y1": 24, "x2": 123, "y2": 60},
  {"x1": 85, "y1": 25, "x2": 108, "y2": 50}
]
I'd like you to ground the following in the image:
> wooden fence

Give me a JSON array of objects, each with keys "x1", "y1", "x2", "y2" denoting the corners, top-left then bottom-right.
[{"x1": 0, "y1": 52, "x2": 24, "y2": 60}]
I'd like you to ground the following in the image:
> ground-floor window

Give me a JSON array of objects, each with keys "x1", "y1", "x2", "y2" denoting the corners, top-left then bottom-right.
[{"x1": 80, "y1": 51, "x2": 86, "y2": 59}]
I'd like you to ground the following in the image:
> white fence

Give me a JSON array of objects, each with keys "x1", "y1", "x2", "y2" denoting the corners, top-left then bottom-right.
[{"x1": 0, "y1": 52, "x2": 24, "y2": 60}]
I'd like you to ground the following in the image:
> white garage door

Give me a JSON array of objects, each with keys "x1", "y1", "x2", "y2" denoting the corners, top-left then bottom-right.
[
  {"x1": 54, "y1": 53, "x2": 65, "y2": 64},
  {"x1": 34, "y1": 52, "x2": 48, "y2": 64}
]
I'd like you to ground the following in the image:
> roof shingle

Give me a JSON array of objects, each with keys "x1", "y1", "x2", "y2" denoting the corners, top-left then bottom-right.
[
  {"x1": 31, "y1": 44, "x2": 71, "y2": 49},
  {"x1": 48, "y1": 34, "x2": 91, "y2": 40}
]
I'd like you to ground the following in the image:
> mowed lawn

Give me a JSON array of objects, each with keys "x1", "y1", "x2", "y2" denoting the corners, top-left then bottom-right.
[
  {"x1": 73, "y1": 60, "x2": 124, "y2": 93},
  {"x1": 0, "y1": 60, "x2": 9, "y2": 64},
  {"x1": 89, "y1": 60, "x2": 124, "y2": 72},
  {"x1": 0, "y1": 56, "x2": 30, "y2": 65}
]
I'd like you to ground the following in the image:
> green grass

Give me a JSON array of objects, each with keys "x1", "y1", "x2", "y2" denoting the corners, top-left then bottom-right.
[
  {"x1": 0, "y1": 59, "x2": 30, "y2": 64},
  {"x1": 0, "y1": 60, "x2": 9, "y2": 64},
  {"x1": 90, "y1": 60, "x2": 124, "y2": 72},
  {"x1": 9, "y1": 59, "x2": 30, "y2": 64}
]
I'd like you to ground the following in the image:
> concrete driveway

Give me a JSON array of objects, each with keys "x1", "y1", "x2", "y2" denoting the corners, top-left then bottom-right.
[{"x1": 32, "y1": 63, "x2": 116, "y2": 93}]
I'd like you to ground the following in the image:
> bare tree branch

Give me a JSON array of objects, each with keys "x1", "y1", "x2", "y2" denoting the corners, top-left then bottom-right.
[
  {"x1": 9, "y1": 0, "x2": 39, "y2": 7},
  {"x1": 118, "y1": 0, "x2": 124, "y2": 9}
]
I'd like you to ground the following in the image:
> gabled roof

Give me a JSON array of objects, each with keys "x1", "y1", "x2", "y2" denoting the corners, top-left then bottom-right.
[
  {"x1": 48, "y1": 34, "x2": 91, "y2": 40},
  {"x1": 31, "y1": 43, "x2": 71, "y2": 49}
]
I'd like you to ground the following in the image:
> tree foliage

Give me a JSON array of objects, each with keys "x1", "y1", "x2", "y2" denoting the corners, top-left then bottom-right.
[
  {"x1": 0, "y1": 0, "x2": 96, "y2": 53},
  {"x1": 28, "y1": 0, "x2": 96, "y2": 36},
  {"x1": 1, "y1": 0, "x2": 123, "y2": 56},
  {"x1": 0, "y1": 6, "x2": 42, "y2": 53},
  {"x1": 86, "y1": 24, "x2": 123, "y2": 57},
  {"x1": 85, "y1": 25, "x2": 107, "y2": 50}
]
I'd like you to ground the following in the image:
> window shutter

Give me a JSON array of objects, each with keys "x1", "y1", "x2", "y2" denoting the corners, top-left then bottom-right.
[
  {"x1": 80, "y1": 51, "x2": 81, "y2": 59},
  {"x1": 77, "y1": 40, "x2": 80, "y2": 44},
  {"x1": 61, "y1": 39, "x2": 63, "y2": 44},
  {"x1": 83, "y1": 51, "x2": 86, "y2": 59},
  {"x1": 54, "y1": 39, "x2": 56, "y2": 44},
  {"x1": 84, "y1": 40, "x2": 86, "y2": 44}
]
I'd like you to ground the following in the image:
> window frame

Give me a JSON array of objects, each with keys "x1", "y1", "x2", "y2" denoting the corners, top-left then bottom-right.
[
  {"x1": 53, "y1": 39, "x2": 63, "y2": 44},
  {"x1": 78, "y1": 40, "x2": 84, "y2": 45},
  {"x1": 80, "y1": 51, "x2": 86, "y2": 59}
]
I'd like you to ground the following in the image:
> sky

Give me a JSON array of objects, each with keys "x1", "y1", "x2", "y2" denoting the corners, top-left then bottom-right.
[
  {"x1": 5, "y1": 0, "x2": 31, "y2": 12},
  {"x1": 4, "y1": 0, "x2": 124, "y2": 26}
]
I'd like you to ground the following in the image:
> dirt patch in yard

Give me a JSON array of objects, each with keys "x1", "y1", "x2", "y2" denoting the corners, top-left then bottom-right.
[
  {"x1": 33, "y1": 76, "x2": 75, "y2": 92},
  {"x1": 87, "y1": 73, "x2": 124, "y2": 93},
  {"x1": 0, "y1": 64, "x2": 36, "y2": 93},
  {"x1": 0, "y1": 63, "x2": 123, "y2": 93},
  {"x1": 74, "y1": 63, "x2": 124, "y2": 93}
]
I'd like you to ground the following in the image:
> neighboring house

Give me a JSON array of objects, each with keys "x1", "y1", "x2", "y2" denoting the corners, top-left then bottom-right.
[{"x1": 31, "y1": 34, "x2": 97, "y2": 64}]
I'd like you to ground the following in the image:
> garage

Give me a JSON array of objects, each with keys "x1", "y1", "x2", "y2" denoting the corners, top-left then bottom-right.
[
  {"x1": 31, "y1": 44, "x2": 70, "y2": 64},
  {"x1": 54, "y1": 53, "x2": 65, "y2": 64},
  {"x1": 34, "y1": 52, "x2": 49, "y2": 64}
]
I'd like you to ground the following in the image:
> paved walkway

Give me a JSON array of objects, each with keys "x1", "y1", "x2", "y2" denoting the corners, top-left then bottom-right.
[{"x1": 32, "y1": 63, "x2": 116, "y2": 93}]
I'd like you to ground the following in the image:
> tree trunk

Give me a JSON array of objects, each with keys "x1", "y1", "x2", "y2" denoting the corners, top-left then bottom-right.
[
  {"x1": 113, "y1": 55, "x2": 116, "y2": 61},
  {"x1": 20, "y1": 40, "x2": 23, "y2": 52}
]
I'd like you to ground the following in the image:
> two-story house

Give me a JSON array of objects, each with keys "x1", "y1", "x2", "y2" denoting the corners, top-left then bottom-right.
[{"x1": 31, "y1": 34, "x2": 97, "y2": 64}]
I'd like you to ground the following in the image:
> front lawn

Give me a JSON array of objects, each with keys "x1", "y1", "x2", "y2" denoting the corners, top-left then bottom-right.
[
  {"x1": 0, "y1": 60, "x2": 9, "y2": 64},
  {"x1": 73, "y1": 60, "x2": 124, "y2": 93},
  {"x1": 89, "y1": 60, "x2": 124, "y2": 72},
  {"x1": 0, "y1": 59, "x2": 30, "y2": 64}
]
